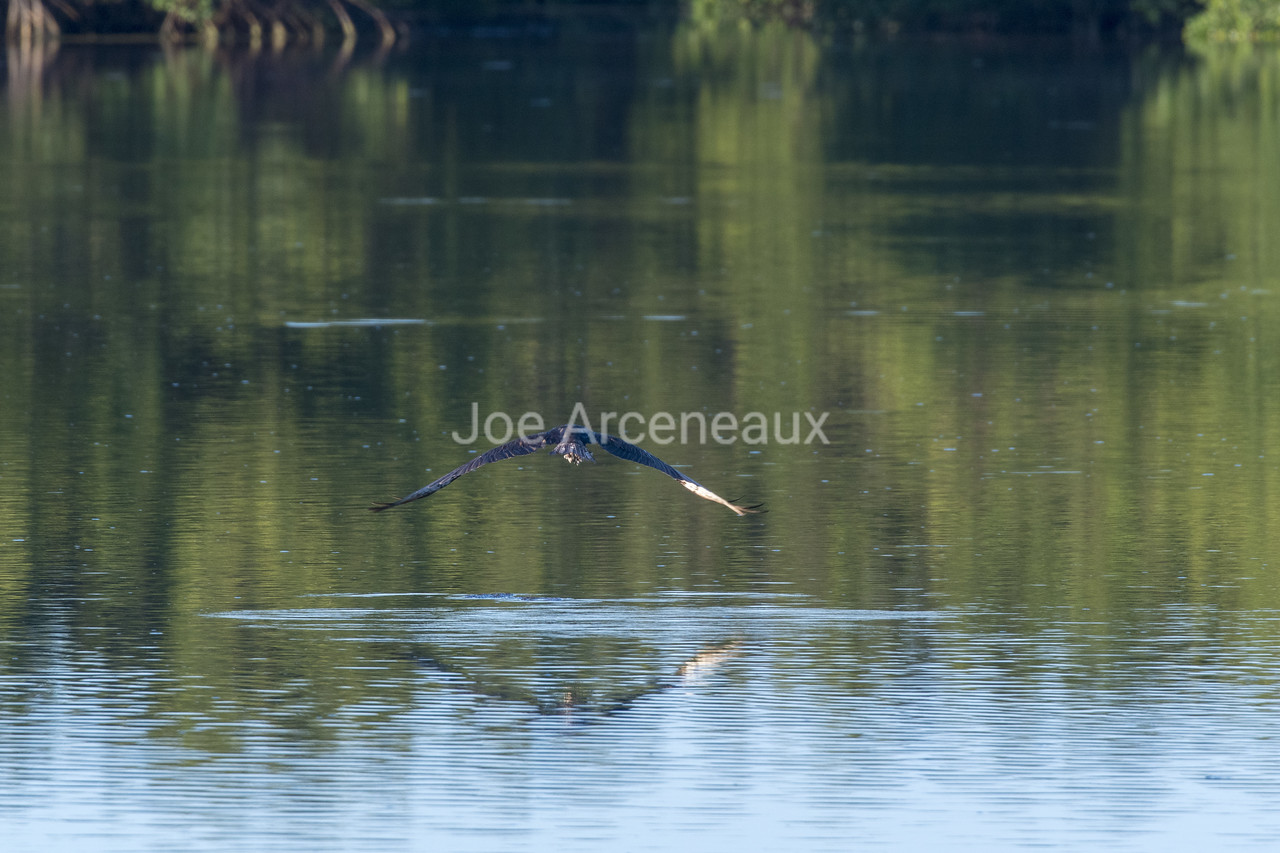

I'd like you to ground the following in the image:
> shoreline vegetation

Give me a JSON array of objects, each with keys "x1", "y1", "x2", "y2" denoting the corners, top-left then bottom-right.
[{"x1": 4, "y1": 1, "x2": 1279, "y2": 52}]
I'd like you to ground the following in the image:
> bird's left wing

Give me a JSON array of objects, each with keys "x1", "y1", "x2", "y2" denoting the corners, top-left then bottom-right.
[{"x1": 593, "y1": 432, "x2": 760, "y2": 516}]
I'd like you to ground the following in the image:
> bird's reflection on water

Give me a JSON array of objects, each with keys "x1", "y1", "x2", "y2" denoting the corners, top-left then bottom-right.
[{"x1": 403, "y1": 638, "x2": 745, "y2": 717}]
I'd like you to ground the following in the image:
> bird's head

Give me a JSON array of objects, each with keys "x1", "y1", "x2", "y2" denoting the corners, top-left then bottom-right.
[{"x1": 552, "y1": 440, "x2": 594, "y2": 465}]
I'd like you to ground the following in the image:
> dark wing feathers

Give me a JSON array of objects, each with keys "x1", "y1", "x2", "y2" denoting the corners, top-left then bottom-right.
[
  {"x1": 594, "y1": 432, "x2": 693, "y2": 482},
  {"x1": 369, "y1": 428, "x2": 560, "y2": 512},
  {"x1": 592, "y1": 431, "x2": 760, "y2": 516},
  {"x1": 371, "y1": 424, "x2": 759, "y2": 516}
]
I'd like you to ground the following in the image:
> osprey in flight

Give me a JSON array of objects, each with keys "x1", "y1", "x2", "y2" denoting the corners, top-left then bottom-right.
[{"x1": 371, "y1": 424, "x2": 760, "y2": 516}]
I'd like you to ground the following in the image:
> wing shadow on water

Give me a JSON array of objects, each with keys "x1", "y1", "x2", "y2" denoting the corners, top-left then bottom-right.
[{"x1": 397, "y1": 637, "x2": 745, "y2": 717}]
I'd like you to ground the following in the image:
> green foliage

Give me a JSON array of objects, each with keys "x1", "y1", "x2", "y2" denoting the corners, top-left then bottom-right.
[
  {"x1": 1185, "y1": 0, "x2": 1280, "y2": 42},
  {"x1": 691, "y1": 0, "x2": 1202, "y2": 32},
  {"x1": 0, "y1": 0, "x2": 1240, "y2": 41},
  {"x1": 148, "y1": 0, "x2": 216, "y2": 25}
]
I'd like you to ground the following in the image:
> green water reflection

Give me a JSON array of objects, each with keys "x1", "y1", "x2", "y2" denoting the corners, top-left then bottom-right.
[{"x1": 2, "y1": 22, "x2": 1280, "y2": 847}]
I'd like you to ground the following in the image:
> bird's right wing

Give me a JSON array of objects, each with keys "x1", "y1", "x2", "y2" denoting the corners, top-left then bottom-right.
[{"x1": 370, "y1": 429, "x2": 560, "y2": 512}]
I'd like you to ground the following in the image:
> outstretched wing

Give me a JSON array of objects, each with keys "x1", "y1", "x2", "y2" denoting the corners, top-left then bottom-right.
[
  {"x1": 593, "y1": 432, "x2": 760, "y2": 516},
  {"x1": 371, "y1": 427, "x2": 563, "y2": 512}
]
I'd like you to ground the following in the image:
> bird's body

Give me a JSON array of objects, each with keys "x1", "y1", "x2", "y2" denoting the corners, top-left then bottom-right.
[{"x1": 371, "y1": 424, "x2": 759, "y2": 516}]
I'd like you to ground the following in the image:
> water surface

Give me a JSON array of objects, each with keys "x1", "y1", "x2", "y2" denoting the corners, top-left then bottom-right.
[{"x1": 3, "y1": 22, "x2": 1280, "y2": 852}]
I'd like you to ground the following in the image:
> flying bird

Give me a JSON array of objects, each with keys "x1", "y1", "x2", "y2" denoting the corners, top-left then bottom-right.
[{"x1": 371, "y1": 424, "x2": 760, "y2": 516}]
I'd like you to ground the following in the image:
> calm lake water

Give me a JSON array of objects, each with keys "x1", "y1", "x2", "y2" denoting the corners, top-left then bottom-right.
[{"x1": 3, "y1": 18, "x2": 1280, "y2": 851}]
